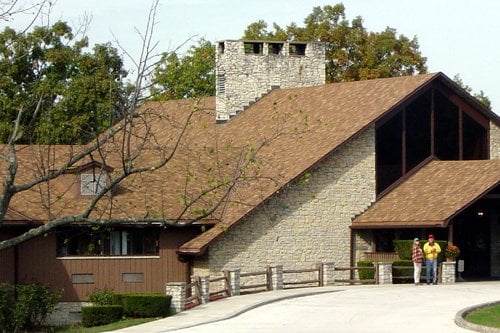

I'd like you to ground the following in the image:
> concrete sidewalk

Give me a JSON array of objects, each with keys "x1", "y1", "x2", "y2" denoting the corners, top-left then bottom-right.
[{"x1": 111, "y1": 282, "x2": 500, "y2": 333}]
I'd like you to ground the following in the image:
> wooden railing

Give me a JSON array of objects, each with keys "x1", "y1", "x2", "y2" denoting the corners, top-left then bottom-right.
[
  {"x1": 364, "y1": 252, "x2": 399, "y2": 261},
  {"x1": 240, "y1": 267, "x2": 271, "y2": 295},
  {"x1": 283, "y1": 264, "x2": 324, "y2": 289},
  {"x1": 208, "y1": 270, "x2": 230, "y2": 300},
  {"x1": 185, "y1": 276, "x2": 201, "y2": 309}
]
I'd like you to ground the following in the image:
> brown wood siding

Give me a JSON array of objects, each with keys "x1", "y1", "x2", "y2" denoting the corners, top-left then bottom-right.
[
  {"x1": 0, "y1": 231, "x2": 16, "y2": 284},
  {"x1": 11, "y1": 227, "x2": 197, "y2": 301}
]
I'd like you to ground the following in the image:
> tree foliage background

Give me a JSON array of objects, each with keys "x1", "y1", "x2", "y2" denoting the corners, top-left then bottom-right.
[
  {"x1": 243, "y1": 4, "x2": 428, "y2": 83},
  {"x1": 0, "y1": 21, "x2": 129, "y2": 144}
]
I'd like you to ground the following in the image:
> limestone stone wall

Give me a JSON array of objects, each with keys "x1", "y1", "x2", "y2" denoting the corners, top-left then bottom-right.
[
  {"x1": 215, "y1": 40, "x2": 325, "y2": 121},
  {"x1": 45, "y1": 302, "x2": 90, "y2": 326},
  {"x1": 490, "y1": 121, "x2": 500, "y2": 159},
  {"x1": 193, "y1": 126, "x2": 376, "y2": 281}
]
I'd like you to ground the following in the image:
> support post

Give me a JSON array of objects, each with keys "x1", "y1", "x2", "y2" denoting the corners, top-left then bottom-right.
[
  {"x1": 376, "y1": 262, "x2": 393, "y2": 284},
  {"x1": 229, "y1": 269, "x2": 241, "y2": 296},
  {"x1": 322, "y1": 262, "x2": 336, "y2": 286},
  {"x1": 270, "y1": 265, "x2": 284, "y2": 290},
  {"x1": 165, "y1": 282, "x2": 186, "y2": 313},
  {"x1": 199, "y1": 276, "x2": 210, "y2": 304},
  {"x1": 441, "y1": 262, "x2": 456, "y2": 284}
]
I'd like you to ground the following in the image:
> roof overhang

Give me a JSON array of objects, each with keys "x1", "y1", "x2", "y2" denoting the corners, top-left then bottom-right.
[{"x1": 352, "y1": 160, "x2": 500, "y2": 230}]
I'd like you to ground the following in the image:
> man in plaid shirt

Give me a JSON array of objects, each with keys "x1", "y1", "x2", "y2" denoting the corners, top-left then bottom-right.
[{"x1": 412, "y1": 237, "x2": 424, "y2": 285}]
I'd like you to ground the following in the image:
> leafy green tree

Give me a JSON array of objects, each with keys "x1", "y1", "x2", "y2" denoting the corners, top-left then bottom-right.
[
  {"x1": 243, "y1": 3, "x2": 428, "y2": 82},
  {"x1": 453, "y1": 74, "x2": 491, "y2": 109},
  {"x1": 0, "y1": 21, "x2": 128, "y2": 144},
  {"x1": 150, "y1": 39, "x2": 215, "y2": 100}
]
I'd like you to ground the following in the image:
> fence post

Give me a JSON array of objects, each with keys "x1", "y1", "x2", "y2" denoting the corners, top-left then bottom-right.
[
  {"x1": 199, "y1": 275, "x2": 210, "y2": 304},
  {"x1": 322, "y1": 262, "x2": 335, "y2": 286},
  {"x1": 376, "y1": 262, "x2": 393, "y2": 284},
  {"x1": 229, "y1": 269, "x2": 241, "y2": 296},
  {"x1": 266, "y1": 265, "x2": 271, "y2": 291},
  {"x1": 317, "y1": 263, "x2": 324, "y2": 287},
  {"x1": 441, "y1": 262, "x2": 456, "y2": 284},
  {"x1": 270, "y1": 265, "x2": 284, "y2": 290},
  {"x1": 190, "y1": 275, "x2": 200, "y2": 304},
  {"x1": 165, "y1": 282, "x2": 186, "y2": 313}
]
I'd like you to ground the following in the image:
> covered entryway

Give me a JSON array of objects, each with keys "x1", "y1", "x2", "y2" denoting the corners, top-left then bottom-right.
[
  {"x1": 352, "y1": 160, "x2": 500, "y2": 280},
  {"x1": 451, "y1": 185, "x2": 500, "y2": 279}
]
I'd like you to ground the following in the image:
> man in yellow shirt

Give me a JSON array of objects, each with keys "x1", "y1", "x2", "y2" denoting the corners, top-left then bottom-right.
[{"x1": 423, "y1": 234, "x2": 441, "y2": 285}]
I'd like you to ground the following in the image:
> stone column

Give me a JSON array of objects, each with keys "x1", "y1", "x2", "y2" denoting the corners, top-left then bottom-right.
[
  {"x1": 270, "y1": 265, "x2": 284, "y2": 290},
  {"x1": 199, "y1": 276, "x2": 210, "y2": 304},
  {"x1": 322, "y1": 262, "x2": 336, "y2": 286},
  {"x1": 376, "y1": 262, "x2": 393, "y2": 284},
  {"x1": 165, "y1": 282, "x2": 186, "y2": 313},
  {"x1": 229, "y1": 269, "x2": 241, "y2": 296},
  {"x1": 441, "y1": 262, "x2": 456, "y2": 284}
]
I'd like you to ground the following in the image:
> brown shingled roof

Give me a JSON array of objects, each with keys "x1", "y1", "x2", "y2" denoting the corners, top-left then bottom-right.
[
  {"x1": 4, "y1": 72, "x2": 497, "y2": 256},
  {"x1": 351, "y1": 160, "x2": 500, "y2": 229},
  {"x1": 178, "y1": 73, "x2": 446, "y2": 255}
]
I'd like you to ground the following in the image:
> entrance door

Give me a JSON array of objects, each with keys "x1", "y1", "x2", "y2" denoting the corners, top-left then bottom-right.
[{"x1": 453, "y1": 207, "x2": 491, "y2": 279}]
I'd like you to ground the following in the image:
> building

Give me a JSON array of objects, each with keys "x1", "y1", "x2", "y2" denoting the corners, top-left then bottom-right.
[{"x1": 1, "y1": 40, "x2": 499, "y2": 315}]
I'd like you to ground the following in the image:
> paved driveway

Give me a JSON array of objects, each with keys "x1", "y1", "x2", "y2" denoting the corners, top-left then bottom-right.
[{"x1": 115, "y1": 282, "x2": 500, "y2": 333}]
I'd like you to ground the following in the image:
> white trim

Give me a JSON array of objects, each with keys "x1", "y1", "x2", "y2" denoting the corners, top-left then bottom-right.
[{"x1": 56, "y1": 256, "x2": 160, "y2": 260}]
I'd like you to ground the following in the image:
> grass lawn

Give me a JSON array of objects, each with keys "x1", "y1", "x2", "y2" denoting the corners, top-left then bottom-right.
[
  {"x1": 54, "y1": 317, "x2": 158, "y2": 333},
  {"x1": 465, "y1": 303, "x2": 500, "y2": 329}
]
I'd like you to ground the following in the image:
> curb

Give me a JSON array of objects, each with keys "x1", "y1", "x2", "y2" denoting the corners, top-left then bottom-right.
[{"x1": 455, "y1": 301, "x2": 500, "y2": 333}]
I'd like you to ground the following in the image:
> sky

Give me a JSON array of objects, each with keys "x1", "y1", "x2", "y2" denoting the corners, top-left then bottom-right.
[{"x1": 4, "y1": 0, "x2": 500, "y2": 114}]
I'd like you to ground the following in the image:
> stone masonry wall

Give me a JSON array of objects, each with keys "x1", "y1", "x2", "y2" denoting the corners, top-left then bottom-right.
[
  {"x1": 490, "y1": 121, "x2": 500, "y2": 159},
  {"x1": 193, "y1": 126, "x2": 376, "y2": 282},
  {"x1": 215, "y1": 40, "x2": 325, "y2": 121}
]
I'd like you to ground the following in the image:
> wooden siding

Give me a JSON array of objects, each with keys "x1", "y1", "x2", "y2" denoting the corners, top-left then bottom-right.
[
  {"x1": 0, "y1": 230, "x2": 16, "y2": 284},
  {"x1": 2, "y1": 228, "x2": 197, "y2": 301}
]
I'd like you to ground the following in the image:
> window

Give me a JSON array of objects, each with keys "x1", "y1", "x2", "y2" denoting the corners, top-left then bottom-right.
[
  {"x1": 57, "y1": 228, "x2": 159, "y2": 256},
  {"x1": 289, "y1": 43, "x2": 306, "y2": 56},
  {"x1": 218, "y1": 42, "x2": 225, "y2": 54},
  {"x1": 268, "y1": 43, "x2": 283, "y2": 55},
  {"x1": 244, "y1": 42, "x2": 263, "y2": 54},
  {"x1": 81, "y1": 173, "x2": 107, "y2": 195}
]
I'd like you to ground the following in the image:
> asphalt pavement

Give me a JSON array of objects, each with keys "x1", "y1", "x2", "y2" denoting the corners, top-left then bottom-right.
[{"x1": 111, "y1": 281, "x2": 500, "y2": 333}]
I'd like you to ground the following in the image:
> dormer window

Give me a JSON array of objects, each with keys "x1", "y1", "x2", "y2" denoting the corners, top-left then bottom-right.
[{"x1": 81, "y1": 173, "x2": 108, "y2": 196}]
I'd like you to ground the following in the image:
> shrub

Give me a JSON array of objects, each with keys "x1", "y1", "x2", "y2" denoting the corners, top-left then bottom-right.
[
  {"x1": 393, "y1": 239, "x2": 447, "y2": 262},
  {"x1": 357, "y1": 260, "x2": 375, "y2": 280},
  {"x1": 88, "y1": 289, "x2": 115, "y2": 306},
  {"x1": 121, "y1": 294, "x2": 172, "y2": 318},
  {"x1": 0, "y1": 284, "x2": 15, "y2": 333},
  {"x1": 112, "y1": 293, "x2": 125, "y2": 307},
  {"x1": 12, "y1": 284, "x2": 61, "y2": 332},
  {"x1": 392, "y1": 240, "x2": 413, "y2": 260},
  {"x1": 81, "y1": 305, "x2": 123, "y2": 327}
]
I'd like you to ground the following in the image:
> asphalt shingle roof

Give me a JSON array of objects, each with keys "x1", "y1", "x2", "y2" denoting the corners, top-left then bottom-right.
[{"x1": 351, "y1": 160, "x2": 500, "y2": 228}]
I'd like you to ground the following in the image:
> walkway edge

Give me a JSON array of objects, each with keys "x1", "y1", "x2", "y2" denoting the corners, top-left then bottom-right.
[
  {"x1": 455, "y1": 300, "x2": 500, "y2": 333},
  {"x1": 162, "y1": 289, "x2": 341, "y2": 332}
]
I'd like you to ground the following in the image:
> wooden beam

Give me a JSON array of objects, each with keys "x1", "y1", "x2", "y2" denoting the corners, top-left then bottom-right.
[
  {"x1": 402, "y1": 108, "x2": 407, "y2": 174},
  {"x1": 459, "y1": 109, "x2": 463, "y2": 160},
  {"x1": 431, "y1": 89, "x2": 435, "y2": 156}
]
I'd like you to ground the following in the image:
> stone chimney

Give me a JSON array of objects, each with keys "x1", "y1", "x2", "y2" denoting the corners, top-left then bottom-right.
[{"x1": 215, "y1": 40, "x2": 326, "y2": 123}]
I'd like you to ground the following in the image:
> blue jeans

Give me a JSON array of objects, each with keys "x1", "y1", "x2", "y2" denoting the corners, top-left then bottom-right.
[{"x1": 426, "y1": 259, "x2": 437, "y2": 284}]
